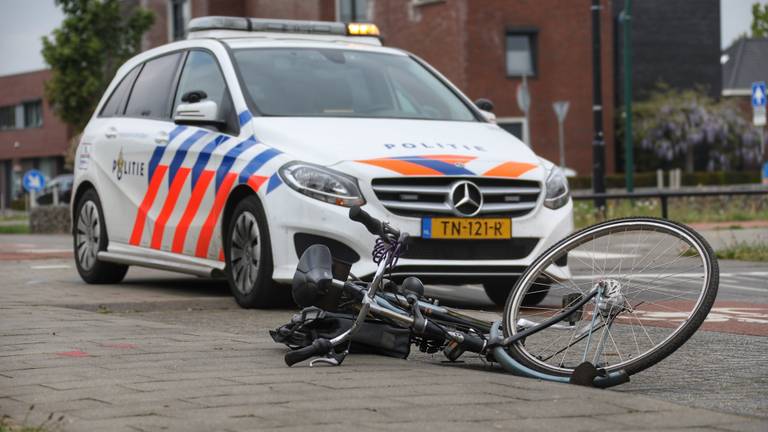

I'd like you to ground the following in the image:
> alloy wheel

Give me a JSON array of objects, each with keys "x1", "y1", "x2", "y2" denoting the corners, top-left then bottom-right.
[
  {"x1": 230, "y1": 212, "x2": 261, "y2": 295},
  {"x1": 75, "y1": 201, "x2": 100, "y2": 271}
]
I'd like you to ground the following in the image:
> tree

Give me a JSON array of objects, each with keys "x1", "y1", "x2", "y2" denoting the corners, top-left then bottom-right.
[
  {"x1": 753, "y1": 2, "x2": 768, "y2": 37},
  {"x1": 633, "y1": 85, "x2": 763, "y2": 172},
  {"x1": 42, "y1": 0, "x2": 153, "y2": 133}
]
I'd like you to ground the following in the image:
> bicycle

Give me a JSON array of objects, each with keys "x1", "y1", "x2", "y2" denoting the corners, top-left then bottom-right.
[{"x1": 278, "y1": 206, "x2": 719, "y2": 388}]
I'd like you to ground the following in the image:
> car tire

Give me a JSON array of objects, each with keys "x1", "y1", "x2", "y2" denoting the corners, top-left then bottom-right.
[
  {"x1": 483, "y1": 279, "x2": 549, "y2": 307},
  {"x1": 73, "y1": 188, "x2": 129, "y2": 284},
  {"x1": 224, "y1": 195, "x2": 282, "y2": 308}
]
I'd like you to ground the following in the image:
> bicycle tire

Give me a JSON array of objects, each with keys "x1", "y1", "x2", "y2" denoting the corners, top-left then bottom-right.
[{"x1": 502, "y1": 217, "x2": 719, "y2": 377}]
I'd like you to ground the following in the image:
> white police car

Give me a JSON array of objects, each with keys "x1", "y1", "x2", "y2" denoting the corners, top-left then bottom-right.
[{"x1": 72, "y1": 17, "x2": 573, "y2": 308}]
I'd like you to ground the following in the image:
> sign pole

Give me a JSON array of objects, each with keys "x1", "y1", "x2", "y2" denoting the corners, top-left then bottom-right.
[
  {"x1": 558, "y1": 118, "x2": 565, "y2": 167},
  {"x1": 591, "y1": 0, "x2": 606, "y2": 209},
  {"x1": 553, "y1": 101, "x2": 570, "y2": 168},
  {"x1": 752, "y1": 81, "x2": 767, "y2": 184}
]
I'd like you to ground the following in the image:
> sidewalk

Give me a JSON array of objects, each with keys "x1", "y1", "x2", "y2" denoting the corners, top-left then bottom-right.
[{"x1": 1, "y1": 260, "x2": 766, "y2": 431}]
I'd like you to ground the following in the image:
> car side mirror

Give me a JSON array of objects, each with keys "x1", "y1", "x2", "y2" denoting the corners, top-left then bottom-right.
[
  {"x1": 474, "y1": 98, "x2": 494, "y2": 112},
  {"x1": 181, "y1": 90, "x2": 207, "y2": 103},
  {"x1": 174, "y1": 100, "x2": 226, "y2": 129},
  {"x1": 480, "y1": 109, "x2": 496, "y2": 123}
]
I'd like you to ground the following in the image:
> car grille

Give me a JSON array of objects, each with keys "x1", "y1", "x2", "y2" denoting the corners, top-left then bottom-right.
[
  {"x1": 371, "y1": 177, "x2": 541, "y2": 218},
  {"x1": 401, "y1": 238, "x2": 539, "y2": 260}
]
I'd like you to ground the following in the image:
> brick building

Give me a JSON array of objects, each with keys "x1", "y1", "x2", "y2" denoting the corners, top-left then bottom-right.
[
  {"x1": 0, "y1": 70, "x2": 71, "y2": 205},
  {"x1": 139, "y1": 0, "x2": 616, "y2": 175},
  {"x1": 3, "y1": 0, "x2": 722, "y2": 206}
]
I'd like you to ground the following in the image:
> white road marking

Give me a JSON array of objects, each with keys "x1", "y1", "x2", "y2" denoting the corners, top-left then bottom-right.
[
  {"x1": 30, "y1": 264, "x2": 71, "y2": 270},
  {"x1": 572, "y1": 271, "x2": 768, "y2": 280},
  {"x1": 19, "y1": 249, "x2": 71, "y2": 254},
  {"x1": 716, "y1": 283, "x2": 767, "y2": 293},
  {"x1": 569, "y1": 250, "x2": 640, "y2": 260}
]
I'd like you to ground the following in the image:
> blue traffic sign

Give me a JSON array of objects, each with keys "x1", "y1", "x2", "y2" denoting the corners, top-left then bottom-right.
[
  {"x1": 22, "y1": 169, "x2": 46, "y2": 193},
  {"x1": 753, "y1": 81, "x2": 767, "y2": 108},
  {"x1": 763, "y1": 162, "x2": 768, "y2": 186}
]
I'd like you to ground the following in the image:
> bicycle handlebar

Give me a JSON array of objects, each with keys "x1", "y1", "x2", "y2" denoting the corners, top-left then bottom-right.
[
  {"x1": 349, "y1": 206, "x2": 400, "y2": 239},
  {"x1": 349, "y1": 206, "x2": 382, "y2": 236},
  {"x1": 284, "y1": 338, "x2": 332, "y2": 367}
]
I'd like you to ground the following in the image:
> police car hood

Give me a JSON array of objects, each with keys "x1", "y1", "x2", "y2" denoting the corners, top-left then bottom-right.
[{"x1": 251, "y1": 117, "x2": 545, "y2": 179}]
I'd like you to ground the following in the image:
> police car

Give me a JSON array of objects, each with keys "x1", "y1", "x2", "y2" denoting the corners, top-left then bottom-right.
[{"x1": 72, "y1": 17, "x2": 573, "y2": 308}]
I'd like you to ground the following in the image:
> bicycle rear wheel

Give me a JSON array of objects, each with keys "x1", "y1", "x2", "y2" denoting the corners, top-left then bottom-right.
[{"x1": 502, "y1": 217, "x2": 718, "y2": 377}]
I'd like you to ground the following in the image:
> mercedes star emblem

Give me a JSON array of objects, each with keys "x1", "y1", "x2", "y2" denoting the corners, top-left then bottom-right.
[{"x1": 448, "y1": 180, "x2": 483, "y2": 216}]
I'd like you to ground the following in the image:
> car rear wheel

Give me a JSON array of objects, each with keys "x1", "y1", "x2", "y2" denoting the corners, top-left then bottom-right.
[
  {"x1": 224, "y1": 195, "x2": 282, "y2": 308},
  {"x1": 73, "y1": 189, "x2": 129, "y2": 284},
  {"x1": 483, "y1": 279, "x2": 549, "y2": 307}
]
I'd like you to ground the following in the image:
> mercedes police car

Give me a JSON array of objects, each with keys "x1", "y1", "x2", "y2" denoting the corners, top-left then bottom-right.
[{"x1": 72, "y1": 17, "x2": 573, "y2": 308}]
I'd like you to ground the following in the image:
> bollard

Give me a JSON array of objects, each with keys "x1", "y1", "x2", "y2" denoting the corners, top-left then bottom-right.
[{"x1": 53, "y1": 184, "x2": 59, "y2": 206}]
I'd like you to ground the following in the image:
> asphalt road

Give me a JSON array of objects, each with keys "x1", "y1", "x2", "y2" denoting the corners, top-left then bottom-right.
[{"x1": 1, "y1": 233, "x2": 766, "y2": 418}]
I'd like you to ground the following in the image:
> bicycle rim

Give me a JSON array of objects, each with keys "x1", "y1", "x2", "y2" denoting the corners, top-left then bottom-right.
[{"x1": 503, "y1": 218, "x2": 718, "y2": 376}]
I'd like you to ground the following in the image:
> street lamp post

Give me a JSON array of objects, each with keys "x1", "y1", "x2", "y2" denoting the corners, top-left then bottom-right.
[
  {"x1": 622, "y1": 0, "x2": 634, "y2": 193},
  {"x1": 591, "y1": 0, "x2": 606, "y2": 209}
]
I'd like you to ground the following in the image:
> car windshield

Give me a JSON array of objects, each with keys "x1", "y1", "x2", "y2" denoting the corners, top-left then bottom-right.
[{"x1": 232, "y1": 48, "x2": 477, "y2": 121}]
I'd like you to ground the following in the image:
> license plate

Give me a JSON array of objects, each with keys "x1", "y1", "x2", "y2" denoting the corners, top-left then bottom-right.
[{"x1": 421, "y1": 217, "x2": 511, "y2": 239}]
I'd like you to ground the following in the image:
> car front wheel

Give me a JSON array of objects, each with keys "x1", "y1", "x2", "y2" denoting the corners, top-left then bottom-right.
[
  {"x1": 224, "y1": 195, "x2": 281, "y2": 308},
  {"x1": 73, "y1": 188, "x2": 128, "y2": 284}
]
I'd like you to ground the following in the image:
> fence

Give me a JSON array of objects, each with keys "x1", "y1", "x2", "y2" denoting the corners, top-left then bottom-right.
[{"x1": 572, "y1": 188, "x2": 768, "y2": 219}]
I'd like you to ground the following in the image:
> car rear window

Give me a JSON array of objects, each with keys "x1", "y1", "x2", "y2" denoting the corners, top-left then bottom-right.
[
  {"x1": 100, "y1": 66, "x2": 141, "y2": 117},
  {"x1": 125, "y1": 53, "x2": 183, "y2": 119}
]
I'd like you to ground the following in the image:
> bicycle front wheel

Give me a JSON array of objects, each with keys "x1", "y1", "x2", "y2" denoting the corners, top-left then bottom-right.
[{"x1": 502, "y1": 217, "x2": 718, "y2": 377}]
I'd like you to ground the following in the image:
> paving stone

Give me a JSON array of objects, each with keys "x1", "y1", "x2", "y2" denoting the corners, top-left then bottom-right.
[
  {"x1": 597, "y1": 408, "x2": 757, "y2": 428},
  {"x1": 488, "y1": 416, "x2": 628, "y2": 432},
  {"x1": 1, "y1": 258, "x2": 765, "y2": 431}
]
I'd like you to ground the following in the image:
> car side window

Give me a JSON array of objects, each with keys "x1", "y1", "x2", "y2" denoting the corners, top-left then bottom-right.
[
  {"x1": 173, "y1": 50, "x2": 238, "y2": 135},
  {"x1": 100, "y1": 66, "x2": 141, "y2": 117},
  {"x1": 125, "y1": 52, "x2": 183, "y2": 119}
]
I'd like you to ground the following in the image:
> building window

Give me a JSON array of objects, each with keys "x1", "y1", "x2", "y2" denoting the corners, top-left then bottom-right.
[
  {"x1": 496, "y1": 117, "x2": 529, "y2": 144},
  {"x1": 0, "y1": 106, "x2": 15, "y2": 130},
  {"x1": 0, "y1": 101, "x2": 43, "y2": 130},
  {"x1": 23, "y1": 101, "x2": 43, "y2": 128},
  {"x1": 169, "y1": 0, "x2": 190, "y2": 41},
  {"x1": 338, "y1": 0, "x2": 371, "y2": 22},
  {"x1": 505, "y1": 31, "x2": 537, "y2": 77}
]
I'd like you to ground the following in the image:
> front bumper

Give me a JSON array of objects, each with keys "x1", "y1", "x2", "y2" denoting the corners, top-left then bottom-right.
[{"x1": 263, "y1": 179, "x2": 573, "y2": 285}]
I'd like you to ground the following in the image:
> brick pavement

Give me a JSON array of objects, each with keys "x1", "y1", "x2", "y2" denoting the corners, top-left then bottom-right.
[{"x1": 1, "y1": 259, "x2": 767, "y2": 431}]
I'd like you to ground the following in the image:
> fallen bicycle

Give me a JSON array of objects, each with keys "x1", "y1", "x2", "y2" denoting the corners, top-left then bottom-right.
[{"x1": 272, "y1": 206, "x2": 719, "y2": 387}]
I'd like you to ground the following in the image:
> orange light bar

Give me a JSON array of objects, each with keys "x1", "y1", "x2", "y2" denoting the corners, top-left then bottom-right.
[{"x1": 347, "y1": 22, "x2": 380, "y2": 36}]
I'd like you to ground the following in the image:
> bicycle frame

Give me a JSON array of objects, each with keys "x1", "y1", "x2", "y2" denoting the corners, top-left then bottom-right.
[{"x1": 320, "y1": 241, "x2": 629, "y2": 388}]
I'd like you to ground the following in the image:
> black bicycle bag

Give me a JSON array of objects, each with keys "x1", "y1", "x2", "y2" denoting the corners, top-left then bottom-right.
[{"x1": 270, "y1": 306, "x2": 411, "y2": 359}]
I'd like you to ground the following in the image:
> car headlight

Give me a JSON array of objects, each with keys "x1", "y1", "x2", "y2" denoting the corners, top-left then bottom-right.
[
  {"x1": 544, "y1": 167, "x2": 570, "y2": 210},
  {"x1": 279, "y1": 161, "x2": 365, "y2": 207}
]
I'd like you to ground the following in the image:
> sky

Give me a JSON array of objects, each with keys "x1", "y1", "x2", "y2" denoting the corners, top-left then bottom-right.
[{"x1": 0, "y1": 0, "x2": 765, "y2": 76}]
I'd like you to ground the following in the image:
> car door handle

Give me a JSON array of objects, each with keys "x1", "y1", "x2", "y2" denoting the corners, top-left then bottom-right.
[
  {"x1": 105, "y1": 127, "x2": 118, "y2": 139},
  {"x1": 155, "y1": 131, "x2": 169, "y2": 144}
]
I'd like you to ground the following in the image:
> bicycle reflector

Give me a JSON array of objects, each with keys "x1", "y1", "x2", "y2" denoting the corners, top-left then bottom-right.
[{"x1": 347, "y1": 22, "x2": 380, "y2": 36}]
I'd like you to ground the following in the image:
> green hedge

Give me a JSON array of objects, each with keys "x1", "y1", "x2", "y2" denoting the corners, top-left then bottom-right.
[{"x1": 569, "y1": 171, "x2": 761, "y2": 190}]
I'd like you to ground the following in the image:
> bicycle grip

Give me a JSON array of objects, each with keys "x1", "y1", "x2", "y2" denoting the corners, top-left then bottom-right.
[
  {"x1": 284, "y1": 338, "x2": 332, "y2": 367},
  {"x1": 349, "y1": 206, "x2": 383, "y2": 236}
]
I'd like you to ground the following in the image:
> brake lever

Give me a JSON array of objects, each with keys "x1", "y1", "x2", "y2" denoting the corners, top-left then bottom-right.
[
  {"x1": 309, "y1": 349, "x2": 347, "y2": 367},
  {"x1": 309, "y1": 357, "x2": 339, "y2": 367}
]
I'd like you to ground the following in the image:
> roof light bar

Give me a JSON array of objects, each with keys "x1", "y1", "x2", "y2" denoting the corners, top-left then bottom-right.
[
  {"x1": 347, "y1": 23, "x2": 380, "y2": 36},
  {"x1": 188, "y1": 16, "x2": 380, "y2": 38}
]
